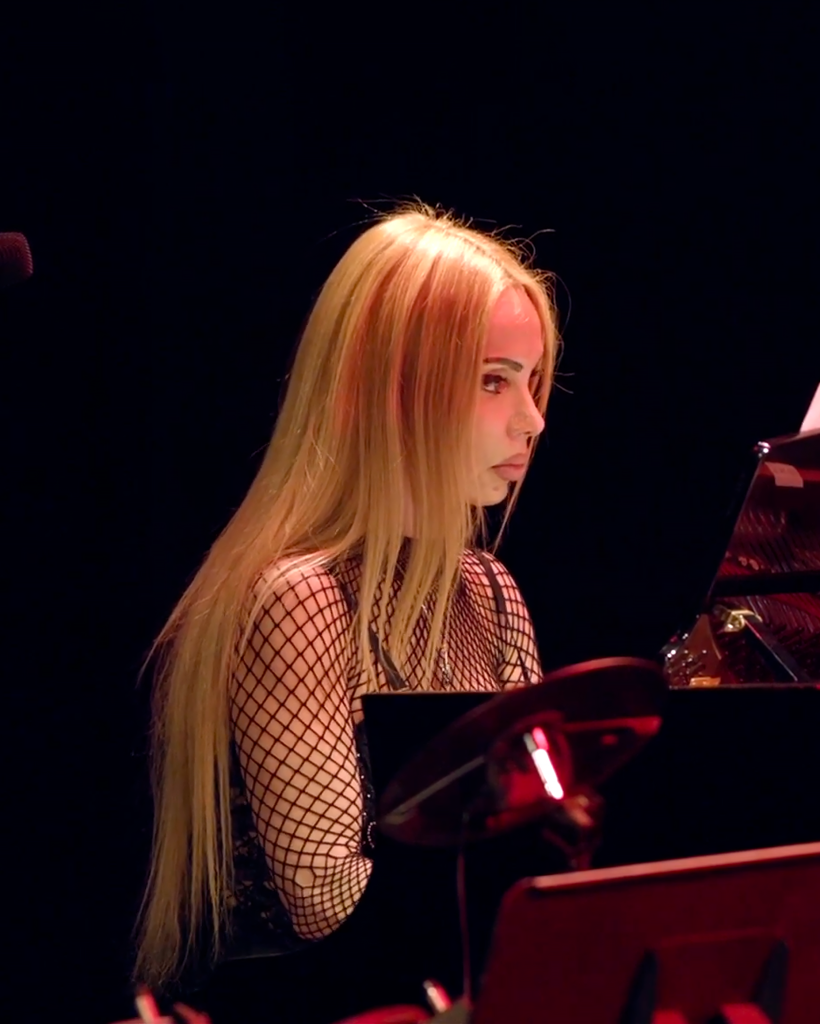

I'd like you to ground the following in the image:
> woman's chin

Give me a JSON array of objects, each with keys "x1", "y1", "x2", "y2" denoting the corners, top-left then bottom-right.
[{"x1": 474, "y1": 477, "x2": 512, "y2": 507}]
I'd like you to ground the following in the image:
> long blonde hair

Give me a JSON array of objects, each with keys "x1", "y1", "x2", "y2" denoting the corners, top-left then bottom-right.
[{"x1": 135, "y1": 202, "x2": 560, "y2": 988}]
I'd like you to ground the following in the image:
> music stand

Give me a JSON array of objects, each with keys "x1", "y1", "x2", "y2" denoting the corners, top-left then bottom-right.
[{"x1": 471, "y1": 842, "x2": 820, "y2": 1024}]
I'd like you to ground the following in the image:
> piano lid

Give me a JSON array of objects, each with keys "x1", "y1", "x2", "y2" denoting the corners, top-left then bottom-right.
[
  {"x1": 663, "y1": 427, "x2": 820, "y2": 686},
  {"x1": 707, "y1": 427, "x2": 820, "y2": 602}
]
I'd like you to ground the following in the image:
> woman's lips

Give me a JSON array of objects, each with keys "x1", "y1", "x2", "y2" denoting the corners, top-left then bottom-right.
[{"x1": 492, "y1": 462, "x2": 527, "y2": 481}]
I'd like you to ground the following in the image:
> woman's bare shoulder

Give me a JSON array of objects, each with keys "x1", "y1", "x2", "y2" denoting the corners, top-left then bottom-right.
[
  {"x1": 461, "y1": 548, "x2": 520, "y2": 596},
  {"x1": 251, "y1": 555, "x2": 351, "y2": 622},
  {"x1": 236, "y1": 557, "x2": 354, "y2": 691},
  {"x1": 461, "y1": 548, "x2": 536, "y2": 633}
]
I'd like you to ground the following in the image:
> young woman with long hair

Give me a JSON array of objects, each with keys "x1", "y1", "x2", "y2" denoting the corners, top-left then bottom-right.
[{"x1": 135, "y1": 203, "x2": 560, "y2": 1022}]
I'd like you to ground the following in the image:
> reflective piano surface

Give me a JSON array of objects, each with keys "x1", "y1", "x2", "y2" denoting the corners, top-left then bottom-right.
[{"x1": 663, "y1": 427, "x2": 820, "y2": 686}]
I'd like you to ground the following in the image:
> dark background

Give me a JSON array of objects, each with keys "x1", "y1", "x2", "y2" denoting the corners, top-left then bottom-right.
[{"x1": 3, "y1": 6, "x2": 818, "y2": 1022}]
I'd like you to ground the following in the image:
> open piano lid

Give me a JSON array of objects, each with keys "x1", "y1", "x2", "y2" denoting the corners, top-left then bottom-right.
[{"x1": 664, "y1": 423, "x2": 820, "y2": 686}]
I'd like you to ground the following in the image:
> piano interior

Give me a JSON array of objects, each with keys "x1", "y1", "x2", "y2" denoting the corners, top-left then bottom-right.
[{"x1": 663, "y1": 427, "x2": 820, "y2": 686}]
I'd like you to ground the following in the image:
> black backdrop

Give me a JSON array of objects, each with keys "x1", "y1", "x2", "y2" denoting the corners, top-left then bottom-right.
[{"x1": 3, "y1": 6, "x2": 818, "y2": 1022}]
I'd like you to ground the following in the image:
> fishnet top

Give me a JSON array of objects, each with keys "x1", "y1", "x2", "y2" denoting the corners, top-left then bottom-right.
[{"x1": 227, "y1": 547, "x2": 541, "y2": 951}]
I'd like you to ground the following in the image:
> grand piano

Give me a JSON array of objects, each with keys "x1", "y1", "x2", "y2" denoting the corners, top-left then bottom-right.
[
  {"x1": 596, "y1": 426, "x2": 820, "y2": 869},
  {"x1": 663, "y1": 426, "x2": 820, "y2": 687}
]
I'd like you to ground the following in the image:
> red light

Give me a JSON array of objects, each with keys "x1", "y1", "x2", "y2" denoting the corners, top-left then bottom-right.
[{"x1": 524, "y1": 728, "x2": 564, "y2": 800}]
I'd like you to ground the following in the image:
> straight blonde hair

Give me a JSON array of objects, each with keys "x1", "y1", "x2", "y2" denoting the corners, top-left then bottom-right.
[{"x1": 134, "y1": 202, "x2": 560, "y2": 988}]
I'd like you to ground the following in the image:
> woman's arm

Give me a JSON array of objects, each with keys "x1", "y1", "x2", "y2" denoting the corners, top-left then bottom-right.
[{"x1": 231, "y1": 566, "x2": 372, "y2": 939}]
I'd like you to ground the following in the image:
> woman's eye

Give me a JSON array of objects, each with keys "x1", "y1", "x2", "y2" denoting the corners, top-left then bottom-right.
[{"x1": 482, "y1": 373, "x2": 508, "y2": 395}]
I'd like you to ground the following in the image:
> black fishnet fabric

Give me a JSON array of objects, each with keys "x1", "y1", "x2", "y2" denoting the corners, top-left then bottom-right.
[{"x1": 228, "y1": 547, "x2": 541, "y2": 948}]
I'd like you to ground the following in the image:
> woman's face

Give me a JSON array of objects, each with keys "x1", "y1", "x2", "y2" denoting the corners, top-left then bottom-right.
[{"x1": 472, "y1": 287, "x2": 546, "y2": 506}]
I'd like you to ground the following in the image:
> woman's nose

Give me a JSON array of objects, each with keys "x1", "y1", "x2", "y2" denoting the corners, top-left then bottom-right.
[{"x1": 510, "y1": 391, "x2": 545, "y2": 438}]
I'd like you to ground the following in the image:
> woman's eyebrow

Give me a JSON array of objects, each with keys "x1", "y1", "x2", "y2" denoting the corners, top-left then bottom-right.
[{"x1": 482, "y1": 357, "x2": 524, "y2": 372}]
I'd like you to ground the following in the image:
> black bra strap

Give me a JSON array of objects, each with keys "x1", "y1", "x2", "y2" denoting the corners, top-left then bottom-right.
[
  {"x1": 472, "y1": 549, "x2": 533, "y2": 686},
  {"x1": 335, "y1": 576, "x2": 409, "y2": 692}
]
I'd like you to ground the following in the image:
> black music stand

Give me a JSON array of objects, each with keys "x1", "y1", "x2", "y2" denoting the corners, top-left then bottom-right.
[{"x1": 471, "y1": 842, "x2": 820, "y2": 1024}]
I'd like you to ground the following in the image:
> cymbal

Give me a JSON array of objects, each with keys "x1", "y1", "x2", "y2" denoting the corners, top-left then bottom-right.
[{"x1": 378, "y1": 657, "x2": 666, "y2": 847}]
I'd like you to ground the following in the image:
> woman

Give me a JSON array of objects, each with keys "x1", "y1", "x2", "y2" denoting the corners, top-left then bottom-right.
[{"x1": 135, "y1": 203, "x2": 560, "y2": 1022}]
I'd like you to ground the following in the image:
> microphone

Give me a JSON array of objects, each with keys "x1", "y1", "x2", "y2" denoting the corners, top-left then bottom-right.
[{"x1": 0, "y1": 232, "x2": 34, "y2": 288}]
